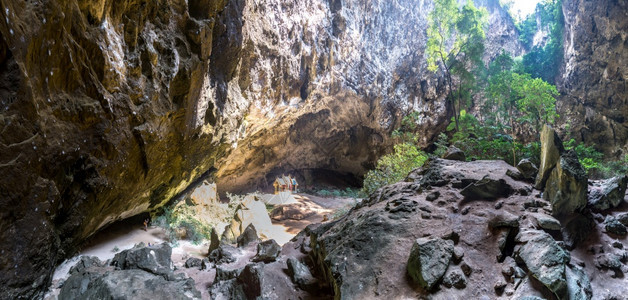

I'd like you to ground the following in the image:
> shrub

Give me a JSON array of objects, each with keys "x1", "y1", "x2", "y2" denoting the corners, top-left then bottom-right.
[{"x1": 362, "y1": 142, "x2": 428, "y2": 196}]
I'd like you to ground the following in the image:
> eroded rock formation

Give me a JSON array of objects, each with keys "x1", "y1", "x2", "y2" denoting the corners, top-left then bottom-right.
[
  {"x1": 0, "y1": 1, "x2": 522, "y2": 297},
  {"x1": 558, "y1": 0, "x2": 628, "y2": 157},
  {"x1": 1, "y1": 0, "x2": 627, "y2": 297}
]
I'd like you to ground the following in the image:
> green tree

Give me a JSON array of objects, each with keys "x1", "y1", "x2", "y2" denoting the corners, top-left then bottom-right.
[
  {"x1": 427, "y1": 0, "x2": 488, "y2": 131},
  {"x1": 362, "y1": 142, "x2": 428, "y2": 196},
  {"x1": 521, "y1": 0, "x2": 564, "y2": 84},
  {"x1": 511, "y1": 73, "x2": 559, "y2": 131}
]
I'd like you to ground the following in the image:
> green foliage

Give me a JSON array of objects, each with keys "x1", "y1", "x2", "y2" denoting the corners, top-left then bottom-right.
[
  {"x1": 446, "y1": 110, "x2": 540, "y2": 166},
  {"x1": 427, "y1": 0, "x2": 488, "y2": 130},
  {"x1": 564, "y1": 138, "x2": 604, "y2": 173},
  {"x1": 561, "y1": 139, "x2": 628, "y2": 178},
  {"x1": 392, "y1": 111, "x2": 421, "y2": 144},
  {"x1": 111, "y1": 246, "x2": 120, "y2": 253},
  {"x1": 362, "y1": 142, "x2": 428, "y2": 195},
  {"x1": 434, "y1": 133, "x2": 449, "y2": 157},
  {"x1": 511, "y1": 73, "x2": 559, "y2": 131},
  {"x1": 152, "y1": 204, "x2": 212, "y2": 246},
  {"x1": 517, "y1": 14, "x2": 537, "y2": 48},
  {"x1": 597, "y1": 155, "x2": 628, "y2": 178},
  {"x1": 521, "y1": 0, "x2": 564, "y2": 84}
]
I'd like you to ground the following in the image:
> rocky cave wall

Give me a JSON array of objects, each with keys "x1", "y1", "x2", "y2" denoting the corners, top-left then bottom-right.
[
  {"x1": 0, "y1": 0, "x2": 593, "y2": 298},
  {"x1": 0, "y1": 0, "x2": 243, "y2": 297},
  {"x1": 214, "y1": 0, "x2": 524, "y2": 192},
  {"x1": 558, "y1": 0, "x2": 628, "y2": 158}
]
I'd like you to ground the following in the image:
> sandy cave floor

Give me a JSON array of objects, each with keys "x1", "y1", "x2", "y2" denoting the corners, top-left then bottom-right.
[{"x1": 45, "y1": 193, "x2": 357, "y2": 299}]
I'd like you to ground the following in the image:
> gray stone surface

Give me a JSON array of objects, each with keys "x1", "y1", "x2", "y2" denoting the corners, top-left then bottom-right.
[
  {"x1": 588, "y1": 175, "x2": 628, "y2": 211},
  {"x1": 111, "y1": 243, "x2": 174, "y2": 278},
  {"x1": 535, "y1": 125, "x2": 565, "y2": 190},
  {"x1": 515, "y1": 230, "x2": 570, "y2": 298},
  {"x1": 236, "y1": 223, "x2": 260, "y2": 248},
  {"x1": 544, "y1": 150, "x2": 588, "y2": 217},
  {"x1": 406, "y1": 237, "x2": 454, "y2": 290},
  {"x1": 442, "y1": 146, "x2": 466, "y2": 161}
]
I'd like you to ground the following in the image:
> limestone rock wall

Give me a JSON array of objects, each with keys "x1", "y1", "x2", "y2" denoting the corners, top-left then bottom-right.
[
  {"x1": 0, "y1": 0, "x2": 238, "y2": 297},
  {"x1": 0, "y1": 0, "x2": 521, "y2": 297},
  {"x1": 558, "y1": 0, "x2": 628, "y2": 158},
  {"x1": 214, "y1": 0, "x2": 524, "y2": 192}
]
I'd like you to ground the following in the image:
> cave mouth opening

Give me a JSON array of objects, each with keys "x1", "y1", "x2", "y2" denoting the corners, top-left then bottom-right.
[{"x1": 262, "y1": 167, "x2": 363, "y2": 194}]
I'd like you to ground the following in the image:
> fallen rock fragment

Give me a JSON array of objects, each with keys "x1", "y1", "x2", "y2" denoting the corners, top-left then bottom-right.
[
  {"x1": 515, "y1": 230, "x2": 570, "y2": 298},
  {"x1": 535, "y1": 125, "x2": 565, "y2": 190},
  {"x1": 544, "y1": 150, "x2": 588, "y2": 217},
  {"x1": 461, "y1": 176, "x2": 513, "y2": 201},
  {"x1": 603, "y1": 216, "x2": 627, "y2": 236},
  {"x1": 517, "y1": 159, "x2": 539, "y2": 180},
  {"x1": 287, "y1": 258, "x2": 317, "y2": 291},
  {"x1": 588, "y1": 175, "x2": 628, "y2": 211},
  {"x1": 442, "y1": 146, "x2": 466, "y2": 161},
  {"x1": 252, "y1": 239, "x2": 281, "y2": 263},
  {"x1": 184, "y1": 257, "x2": 202, "y2": 269},
  {"x1": 442, "y1": 268, "x2": 466, "y2": 289},
  {"x1": 237, "y1": 224, "x2": 260, "y2": 248},
  {"x1": 209, "y1": 244, "x2": 241, "y2": 265},
  {"x1": 407, "y1": 237, "x2": 454, "y2": 290}
]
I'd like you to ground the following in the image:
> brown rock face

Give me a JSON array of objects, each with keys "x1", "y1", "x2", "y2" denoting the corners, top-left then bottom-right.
[
  {"x1": 0, "y1": 1, "x2": 238, "y2": 298},
  {"x1": 558, "y1": 0, "x2": 628, "y2": 158},
  {"x1": 0, "y1": 0, "x2": 521, "y2": 297}
]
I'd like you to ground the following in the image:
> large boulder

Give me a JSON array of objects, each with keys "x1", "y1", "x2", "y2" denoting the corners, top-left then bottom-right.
[
  {"x1": 287, "y1": 258, "x2": 317, "y2": 291},
  {"x1": 209, "y1": 244, "x2": 241, "y2": 265},
  {"x1": 59, "y1": 269, "x2": 201, "y2": 300},
  {"x1": 209, "y1": 263, "x2": 269, "y2": 300},
  {"x1": 208, "y1": 227, "x2": 221, "y2": 254},
  {"x1": 603, "y1": 216, "x2": 627, "y2": 236},
  {"x1": 544, "y1": 150, "x2": 588, "y2": 217},
  {"x1": 60, "y1": 244, "x2": 200, "y2": 299},
  {"x1": 531, "y1": 213, "x2": 562, "y2": 231},
  {"x1": 442, "y1": 146, "x2": 466, "y2": 161},
  {"x1": 535, "y1": 125, "x2": 565, "y2": 190},
  {"x1": 460, "y1": 176, "x2": 513, "y2": 201},
  {"x1": 515, "y1": 230, "x2": 570, "y2": 298},
  {"x1": 406, "y1": 237, "x2": 454, "y2": 291},
  {"x1": 236, "y1": 224, "x2": 260, "y2": 248},
  {"x1": 517, "y1": 159, "x2": 539, "y2": 180},
  {"x1": 111, "y1": 243, "x2": 174, "y2": 278},
  {"x1": 588, "y1": 175, "x2": 628, "y2": 211},
  {"x1": 566, "y1": 265, "x2": 593, "y2": 300},
  {"x1": 252, "y1": 239, "x2": 281, "y2": 263}
]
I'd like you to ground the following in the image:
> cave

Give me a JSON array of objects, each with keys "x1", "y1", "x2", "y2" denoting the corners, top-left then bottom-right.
[{"x1": 1, "y1": 0, "x2": 627, "y2": 299}]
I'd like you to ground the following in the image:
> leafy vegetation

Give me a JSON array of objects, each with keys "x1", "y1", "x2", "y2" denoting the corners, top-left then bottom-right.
[
  {"x1": 361, "y1": 0, "x2": 620, "y2": 197},
  {"x1": 427, "y1": 0, "x2": 488, "y2": 131},
  {"x1": 362, "y1": 112, "x2": 429, "y2": 196},
  {"x1": 515, "y1": 0, "x2": 564, "y2": 84},
  {"x1": 152, "y1": 205, "x2": 213, "y2": 246},
  {"x1": 563, "y1": 139, "x2": 627, "y2": 178}
]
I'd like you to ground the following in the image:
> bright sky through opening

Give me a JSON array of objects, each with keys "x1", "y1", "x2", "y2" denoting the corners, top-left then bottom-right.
[{"x1": 510, "y1": 0, "x2": 543, "y2": 20}]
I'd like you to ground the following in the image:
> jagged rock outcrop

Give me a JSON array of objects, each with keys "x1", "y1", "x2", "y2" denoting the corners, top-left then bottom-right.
[
  {"x1": 536, "y1": 125, "x2": 587, "y2": 217},
  {"x1": 588, "y1": 175, "x2": 628, "y2": 211},
  {"x1": 515, "y1": 230, "x2": 570, "y2": 298},
  {"x1": 558, "y1": 0, "x2": 628, "y2": 158},
  {"x1": 407, "y1": 237, "x2": 455, "y2": 290},
  {"x1": 6, "y1": 0, "x2": 628, "y2": 297},
  {"x1": 59, "y1": 244, "x2": 201, "y2": 300}
]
